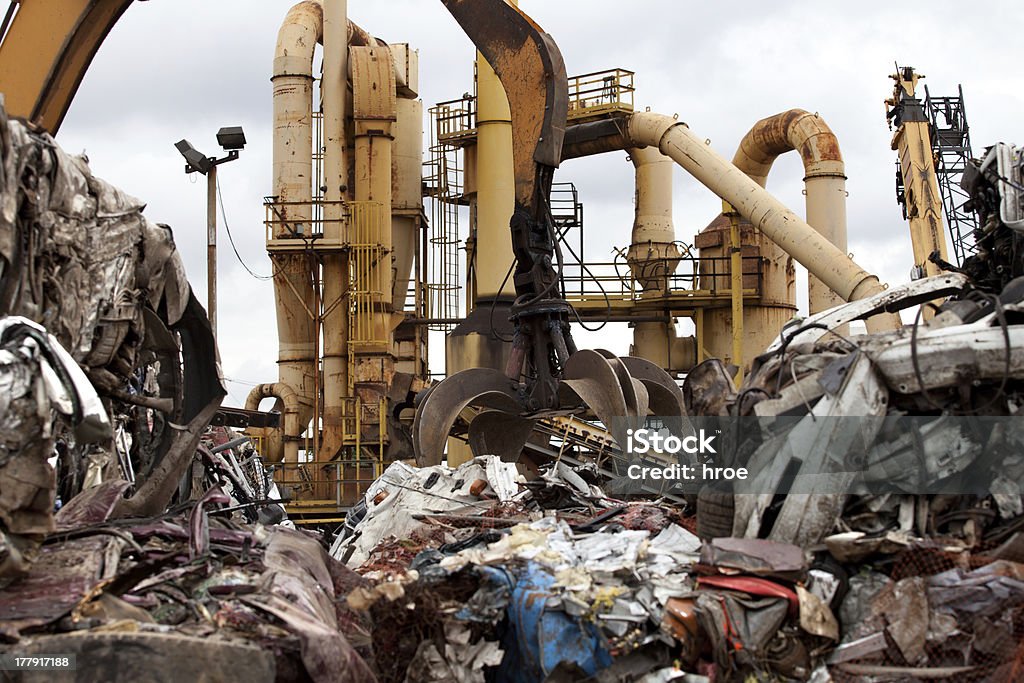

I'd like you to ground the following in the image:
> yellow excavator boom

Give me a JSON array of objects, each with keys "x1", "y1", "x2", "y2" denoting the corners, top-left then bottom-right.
[{"x1": 0, "y1": 0, "x2": 134, "y2": 133}]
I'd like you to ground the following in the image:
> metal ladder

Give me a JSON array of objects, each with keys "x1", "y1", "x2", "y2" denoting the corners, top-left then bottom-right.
[{"x1": 925, "y1": 84, "x2": 979, "y2": 266}]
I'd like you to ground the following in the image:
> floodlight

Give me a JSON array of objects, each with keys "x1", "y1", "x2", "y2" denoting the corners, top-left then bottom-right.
[
  {"x1": 216, "y1": 126, "x2": 246, "y2": 151},
  {"x1": 174, "y1": 139, "x2": 213, "y2": 175}
]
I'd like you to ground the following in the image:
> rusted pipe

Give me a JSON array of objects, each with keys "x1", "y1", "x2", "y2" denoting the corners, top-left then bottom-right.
[
  {"x1": 245, "y1": 383, "x2": 302, "y2": 463},
  {"x1": 732, "y1": 110, "x2": 848, "y2": 314},
  {"x1": 732, "y1": 109, "x2": 845, "y2": 185},
  {"x1": 627, "y1": 112, "x2": 900, "y2": 332},
  {"x1": 271, "y1": 0, "x2": 323, "y2": 456}
]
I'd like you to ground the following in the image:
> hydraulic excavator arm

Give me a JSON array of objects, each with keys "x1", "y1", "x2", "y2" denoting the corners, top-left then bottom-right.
[
  {"x1": 413, "y1": 0, "x2": 686, "y2": 465},
  {"x1": 441, "y1": 0, "x2": 572, "y2": 410},
  {"x1": 0, "y1": 0, "x2": 134, "y2": 133}
]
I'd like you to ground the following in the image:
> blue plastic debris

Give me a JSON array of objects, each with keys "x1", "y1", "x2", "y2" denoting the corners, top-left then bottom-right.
[{"x1": 495, "y1": 562, "x2": 612, "y2": 682}]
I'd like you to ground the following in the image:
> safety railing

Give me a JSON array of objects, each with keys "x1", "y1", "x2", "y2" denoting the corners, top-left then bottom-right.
[
  {"x1": 263, "y1": 198, "x2": 348, "y2": 249},
  {"x1": 272, "y1": 395, "x2": 387, "y2": 513},
  {"x1": 273, "y1": 458, "x2": 380, "y2": 511},
  {"x1": 567, "y1": 68, "x2": 635, "y2": 121},
  {"x1": 559, "y1": 254, "x2": 763, "y2": 304},
  {"x1": 431, "y1": 96, "x2": 477, "y2": 143}
]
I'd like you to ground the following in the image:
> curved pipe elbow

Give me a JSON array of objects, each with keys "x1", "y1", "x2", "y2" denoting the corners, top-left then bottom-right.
[
  {"x1": 274, "y1": 1, "x2": 382, "y2": 79},
  {"x1": 274, "y1": 1, "x2": 324, "y2": 79},
  {"x1": 732, "y1": 109, "x2": 846, "y2": 186},
  {"x1": 245, "y1": 382, "x2": 302, "y2": 436},
  {"x1": 625, "y1": 112, "x2": 889, "y2": 304}
]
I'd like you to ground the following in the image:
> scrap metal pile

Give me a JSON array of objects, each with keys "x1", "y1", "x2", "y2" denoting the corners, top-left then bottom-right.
[
  {"x1": 321, "y1": 153, "x2": 1024, "y2": 681},
  {"x1": 0, "y1": 101, "x2": 225, "y2": 586},
  {"x1": 1, "y1": 35, "x2": 1024, "y2": 679},
  {"x1": 0, "y1": 486, "x2": 373, "y2": 682},
  {"x1": 323, "y1": 434, "x2": 1024, "y2": 682}
]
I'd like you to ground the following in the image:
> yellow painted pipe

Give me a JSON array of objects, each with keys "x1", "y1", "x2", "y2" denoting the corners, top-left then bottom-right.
[
  {"x1": 626, "y1": 146, "x2": 687, "y2": 371},
  {"x1": 631, "y1": 323, "x2": 697, "y2": 373},
  {"x1": 392, "y1": 96, "x2": 422, "y2": 311},
  {"x1": 629, "y1": 146, "x2": 675, "y2": 245},
  {"x1": 627, "y1": 112, "x2": 900, "y2": 332},
  {"x1": 319, "y1": 0, "x2": 350, "y2": 460},
  {"x1": 271, "y1": 0, "x2": 324, "y2": 456},
  {"x1": 352, "y1": 44, "x2": 397, "y2": 370},
  {"x1": 732, "y1": 109, "x2": 848, "y2": 314},
  {"x1": 474, "y1": 48, "x2": 516, "y2": 302}
]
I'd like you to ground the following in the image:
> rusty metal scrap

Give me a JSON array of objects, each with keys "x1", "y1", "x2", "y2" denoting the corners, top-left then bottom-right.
[
  {"x1": 0, "y1": 98, "x2": 225, "y2": 574},
  {"x1": 0, "y1": 507, "x2": 376, "y2": 682}
]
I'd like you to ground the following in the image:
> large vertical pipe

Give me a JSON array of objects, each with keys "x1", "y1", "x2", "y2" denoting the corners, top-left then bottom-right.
[
  {"x1": 267, "y1": 0, "x2": 323, "y2": 462},
  {"x1": 320, "y1": 0, "x2": 349, "y2": 460},
  {"x1": 392, "y1": 97, "x2": 422, "y2": 312},
  {"x1": 627, "y1": 146, "x2": 692, "y2": 371},
  {"x1": 473, "y1": 49, "x2": 516, "y2": 302},
  {"x1": 446, "y1": 32, "x2": 519, "y2": 466},
  {"x1": 629, "y1": 147, "x2": 675, "y2": 249},
  {"x1": 731, "y1": 109, "x2": 848, "y2": 314},
  {"x1": 352, "y1": 45, "x2": 396, "y2": 349}
]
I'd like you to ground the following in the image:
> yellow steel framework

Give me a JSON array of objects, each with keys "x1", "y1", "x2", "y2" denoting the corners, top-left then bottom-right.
[
  {"x1": 346, "y1": 200, "x2": 390, "y2": 369},
  {"x1": 343, "y1": 201, "x2": 388, "y2": 503},
  {"x1": 259, "y1": 198, "x2": 391, "y2": 518},
  {"x1": 558, "y1": 254, "x2": 763, "y2": 318},
  {"x1": 725, "y1": 202, "x2": 745, "y2": 383}
]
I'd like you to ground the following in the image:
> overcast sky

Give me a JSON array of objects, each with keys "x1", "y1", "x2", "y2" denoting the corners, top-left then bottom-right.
[{"x1": 55, "y1": 0, "x2": 1024, "y2": 407}]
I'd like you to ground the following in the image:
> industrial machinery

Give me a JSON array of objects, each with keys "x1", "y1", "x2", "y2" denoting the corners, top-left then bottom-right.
[
  {"x1": 887, "y1": 65, "x2": 980, "y2": 272},
  {"x1": 0, "y1": 0, "x2": 920, "y2": 521},
  {"x1": 409, "y1": 0, "x2": 685, "y2": 466},
  {"x1": 409, "y1": 0, "x2": 905, "y2": 466},
  {"x1": 886, "y1": 65, "x2": 952, "y2": 281}
]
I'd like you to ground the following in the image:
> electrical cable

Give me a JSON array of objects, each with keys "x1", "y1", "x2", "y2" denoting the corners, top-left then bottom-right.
[
  {"x1": 773, "y1": 321, "x2": 860, "y2": 396},
  {"x1": 558, "y1": 227, "x2": 610, "y2": 332},
  {"x1": 216, "y1": 176, "x2": 274, "y2": 281},
  {"x1": 487, "y1": 260, "x2": 517, "y2": 343},
  {"x1": 542, "y1": 188, "x2": 611, "y2": 332}
]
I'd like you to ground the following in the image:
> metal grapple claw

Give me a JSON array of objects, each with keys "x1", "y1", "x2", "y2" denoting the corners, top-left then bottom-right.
[
  {"x1": 619, "y1": 356, "x2": 693, "y2": 438},
  {"x1": 412, "y1": 368, "x2": 522, "y2": 466},
  {"x1": 413, "y1": 350, "x2": 688, "y2": 465}
]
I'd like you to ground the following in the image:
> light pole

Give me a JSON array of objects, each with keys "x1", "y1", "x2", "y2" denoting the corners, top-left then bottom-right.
[{"x1": 174, "y1": 126, "x2": 246, "y2": 341}]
